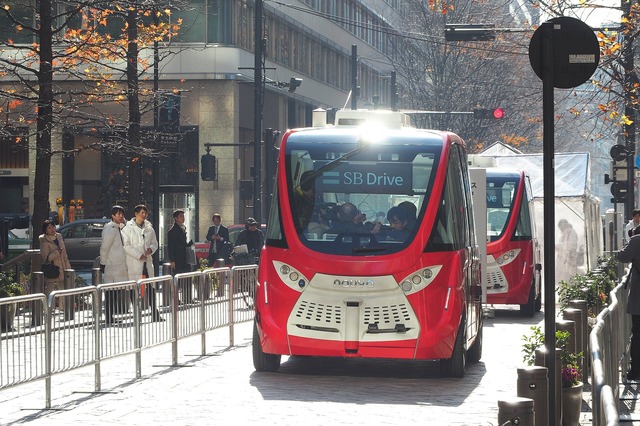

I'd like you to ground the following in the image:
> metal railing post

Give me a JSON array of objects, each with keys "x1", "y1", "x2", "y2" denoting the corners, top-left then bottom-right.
[
  {"x1": 172, "y1": 275, "x2": 179, "y2": 366},
  {"x1": 200, "y1": 272, "x2": 206, "y2": 355},
  {"x1": 30, "y1": 271, "x2": 44, "y2": 326},
  {"x1": 229, "y1": 267, "x2": 235, "y2": 346},
  {"x1": 63, "y1": 269, "x2": 75, "y2": 321}
]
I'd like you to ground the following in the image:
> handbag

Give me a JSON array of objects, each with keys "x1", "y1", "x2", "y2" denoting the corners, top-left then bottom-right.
[
  {"x1": 186, "y1": 245, "x2": 197, "y2": 265},
  {"x1": 41, "y1": 252, "x2": 60, "y2": 279}
]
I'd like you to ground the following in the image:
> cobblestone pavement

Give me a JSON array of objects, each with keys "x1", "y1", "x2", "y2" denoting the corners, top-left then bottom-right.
[{"x1": 0, "y1": 307, "x2": 601, "y2": 426}]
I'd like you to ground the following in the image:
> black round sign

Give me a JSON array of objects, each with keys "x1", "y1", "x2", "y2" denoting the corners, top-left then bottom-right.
[{"x1": 529, "y1": 16, "x2": 600, "y2": 89}]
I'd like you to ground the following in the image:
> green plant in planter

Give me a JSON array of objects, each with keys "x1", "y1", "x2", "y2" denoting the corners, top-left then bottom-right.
[
  {"x1": 197, "y1": 258, "x2": 210, "y2": 271},
  {"x1": 557, "y1": 269, "x2": 614, "y2": 317},
  {"x1": 0, "y1": 272, "x2": 25, "y2": 299},
  {"x1": 196, "y1": 258, "x2": 220, "y2": 291},
  {"x1": 522, "y1": 326, "x2": 582, "y2": 388}
]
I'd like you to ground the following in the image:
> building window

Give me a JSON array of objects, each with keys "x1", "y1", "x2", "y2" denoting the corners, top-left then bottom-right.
[{"x1": 174, "y1": 0, "x2": 206, "y2": 42}]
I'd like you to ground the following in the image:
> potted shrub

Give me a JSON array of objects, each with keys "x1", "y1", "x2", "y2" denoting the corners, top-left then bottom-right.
[
  {"x1": 0, "y1": 271, "x2": 26, "y2": 332},
  {"x1": 522, "y1": 326, "x2": 583, "y2": 426}
]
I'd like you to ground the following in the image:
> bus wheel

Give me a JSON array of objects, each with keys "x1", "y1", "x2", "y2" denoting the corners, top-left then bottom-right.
[
  {"x1": 440, "y1": 321, "x2": 466, "y2": 378},
  {"x1": 252, "y1": 321, "x2": 281, "y2": 372},
  {"x1": 519, "y1": 282, "x2": 536, "y2": 317},
  {"x1": 467, "y1": 319, "x2": 482, "y2": 363}
]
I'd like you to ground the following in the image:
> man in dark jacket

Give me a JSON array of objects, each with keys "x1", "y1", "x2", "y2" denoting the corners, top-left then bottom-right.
[
  {"x1": 167, "y1": 209, "x2": 194, "y2": 303},
  {"x1": 617, "y1": 226, "x2": 640, "y2": 380}
]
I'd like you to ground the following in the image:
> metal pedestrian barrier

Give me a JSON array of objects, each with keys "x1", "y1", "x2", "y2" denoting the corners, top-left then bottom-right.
[
  {"x1": 0, "y1": 263, "x2": 257, "y2": 409},
  {"x1": 590, "y1": 276, "x2": 628, "y2": 426}
]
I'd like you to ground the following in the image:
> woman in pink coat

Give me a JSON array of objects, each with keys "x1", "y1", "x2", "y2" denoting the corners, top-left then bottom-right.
[{"x1": 39, "y1": 219, "x2": 71, "y2": 305}]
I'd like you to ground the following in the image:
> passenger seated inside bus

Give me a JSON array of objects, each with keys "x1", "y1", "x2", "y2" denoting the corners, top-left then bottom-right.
[
  {"x1": 371, "y1": 206, "x2": 410, "y2": 242},
  {"x1": 328, "y1": 202, "x2": 367, "y2": 234},
  {"x1": 307, "y1": 206, "x2": 331, "y2": 237}
]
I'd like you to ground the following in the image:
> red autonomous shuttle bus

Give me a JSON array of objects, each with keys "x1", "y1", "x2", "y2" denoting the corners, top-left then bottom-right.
[
  {"x1": 253, "y1": 109, "x2": 483, "y2": 377},
  {"x1": 484, "y1": 168, "x2": 541, "y2": 316}
]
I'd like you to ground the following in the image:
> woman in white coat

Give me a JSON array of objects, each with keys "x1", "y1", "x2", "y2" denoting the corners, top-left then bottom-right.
[
  {"x1": 121, "y1": 204, "x2": 163, "y2": 322},
  {"x1": 100, "y1": 205, "x2": 129, "y2": 324}
]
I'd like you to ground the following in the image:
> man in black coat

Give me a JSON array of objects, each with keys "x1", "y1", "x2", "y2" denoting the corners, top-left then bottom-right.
[
  {"x1": 205, "y1": 213, "x2": 231, "y2": 266},
  {"x1": 167, "y1": 209, "x2": 194, "y2": 303},
  {"x1": 617, "y1": 226, "x2": 640, "y2": 380}
]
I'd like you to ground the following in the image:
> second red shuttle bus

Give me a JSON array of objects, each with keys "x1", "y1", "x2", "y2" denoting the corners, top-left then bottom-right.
[
  {"x1": 252, "y1": 109, "x2": 483, "y2": 377},
  {"x1": 484, "y1": 168, "x2": 541, "y2": 316}
]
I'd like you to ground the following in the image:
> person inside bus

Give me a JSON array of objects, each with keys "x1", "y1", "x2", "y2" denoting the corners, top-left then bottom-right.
[
  {"x1": 329, "y1": 202, "x2": 367, "y2": 234},
  {"x1": 292, "y1": 170, "x2": 317, "y2": 230},
  {"x1": 371, "y1": 206, "x2": 410, "y2": 242},
  {"x1": 397, "y1": 201, "x2": 417, "y2": 229}
]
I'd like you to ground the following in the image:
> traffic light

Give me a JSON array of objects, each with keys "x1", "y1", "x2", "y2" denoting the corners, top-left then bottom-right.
[
  {"x1": 201, "y1": 153, "x2": 216, "y2": 181},
  {"x1": 604, "y1": 144, "x2": 630, "y2": 203},
  {"x1": 473, "y1": 108, "x2": 504, "y2": 120},
  {"x1": 610, "y1": 181, "x2": 628, "y2": 203}
]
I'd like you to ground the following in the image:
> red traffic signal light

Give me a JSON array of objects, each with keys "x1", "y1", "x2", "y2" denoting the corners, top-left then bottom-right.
[{"x1": 473, "y1": 108, "x2": 504, "y2": 120}]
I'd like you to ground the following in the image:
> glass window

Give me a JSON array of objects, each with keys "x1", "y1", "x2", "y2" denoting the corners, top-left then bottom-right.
[
  {"x1": 174, "y1": 0, "x2": 205, "y2": 42},
  {"x1": 514, "y1": 195, "x2": 533, "y2": 240},
  {"x1": 282, "y1": 135, "x2": 441, "y2": 256},
  {"x1": 485, "y1": 173, "x2": 520, "y2": 242},
  {"x1": 427, "y1": 145, "x2": 469, "y2": 251},
  {"x1": 0, "y1": 1, "x2": 34, "y2": 44},
  {"x1": 207, "y1": 0, "x2": 230, "y2": 43}
]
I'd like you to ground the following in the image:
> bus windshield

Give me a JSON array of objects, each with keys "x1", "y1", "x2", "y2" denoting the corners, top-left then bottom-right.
[
  {"x1": 285, "y1": 139, "x2": 442, "y2": 256},
  {"x1": 486, "y1": 174, "x2": 520, "y2": 242}
]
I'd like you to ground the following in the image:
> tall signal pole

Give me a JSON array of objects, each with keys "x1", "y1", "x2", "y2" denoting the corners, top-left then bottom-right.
[
  {"x1": 623, "y1": 0, "x2": 637, "y2": 220},
  {"x1": 253, "y1": 0, "x2": 264, "y2": 223}
]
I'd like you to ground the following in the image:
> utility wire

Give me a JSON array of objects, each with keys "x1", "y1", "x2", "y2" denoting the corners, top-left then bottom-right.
[{"x1": 267, "y1": 0, "x2": 529, "y2": 57}]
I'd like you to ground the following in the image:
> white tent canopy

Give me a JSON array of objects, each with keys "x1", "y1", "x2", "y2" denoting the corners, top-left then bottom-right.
[{"x1": 478, "y1": 146, "x2": 603, "y2": 285}]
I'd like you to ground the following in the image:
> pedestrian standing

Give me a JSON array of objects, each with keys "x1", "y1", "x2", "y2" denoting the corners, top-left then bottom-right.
[
  {"x1": 234, "y1": 217, "x2": 264, "y2": 264},
  {"x1": 626, "y1": 209, "x2": 640, "y2": 239},
  {"x1": 122, "y1": 204, "x2": 163, "y2": 322},
  {"x1": 617, "y1": 226, "x2": 640, "y2": 380},
  {"x1": 39, "y1": 220, "x2": 71, "y2": 309},
  {"x1": 556, "y1": 218, "x2": 578, "y2": 283},
  {"x1": 205, "y1": 213, "x2": 230, "y2": 266},
  {"x1": 100, "y1": 205, "x2": 128, "y2": 325},
  {"x1": 168, "y1": 209, "x2": 194, "y2": 303}
]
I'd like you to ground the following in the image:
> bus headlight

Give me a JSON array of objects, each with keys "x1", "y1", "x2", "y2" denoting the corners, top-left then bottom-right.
[
  {"x1": 400, "y1": 265, "x2": 442, "y2": 295},
  {"x1": 496, "y1": 249, "x2": 521, "y2": 267},
  {"x1": 273, "y1": 261, "x2": 308, "y2": 292}
]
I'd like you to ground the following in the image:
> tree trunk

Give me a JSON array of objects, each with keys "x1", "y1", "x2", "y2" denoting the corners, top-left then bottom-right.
[
  {"x1": 32, "y1": 0, "x2": 54, "y2": 247},
  {"x1": 126, "y1": 5, "x2": 141, "y2": 214}
]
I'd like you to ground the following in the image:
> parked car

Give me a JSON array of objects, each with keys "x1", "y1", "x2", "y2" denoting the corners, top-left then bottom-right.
[
  {"x1": 194, "y1": 223, "x2": 266, "y2": 263},
  {"x1": 7, "y1": 230, "x2": 31, "y2": 258},
  {"x1": 57, "y1": 219, "x2": 110, "y2": 269}
]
